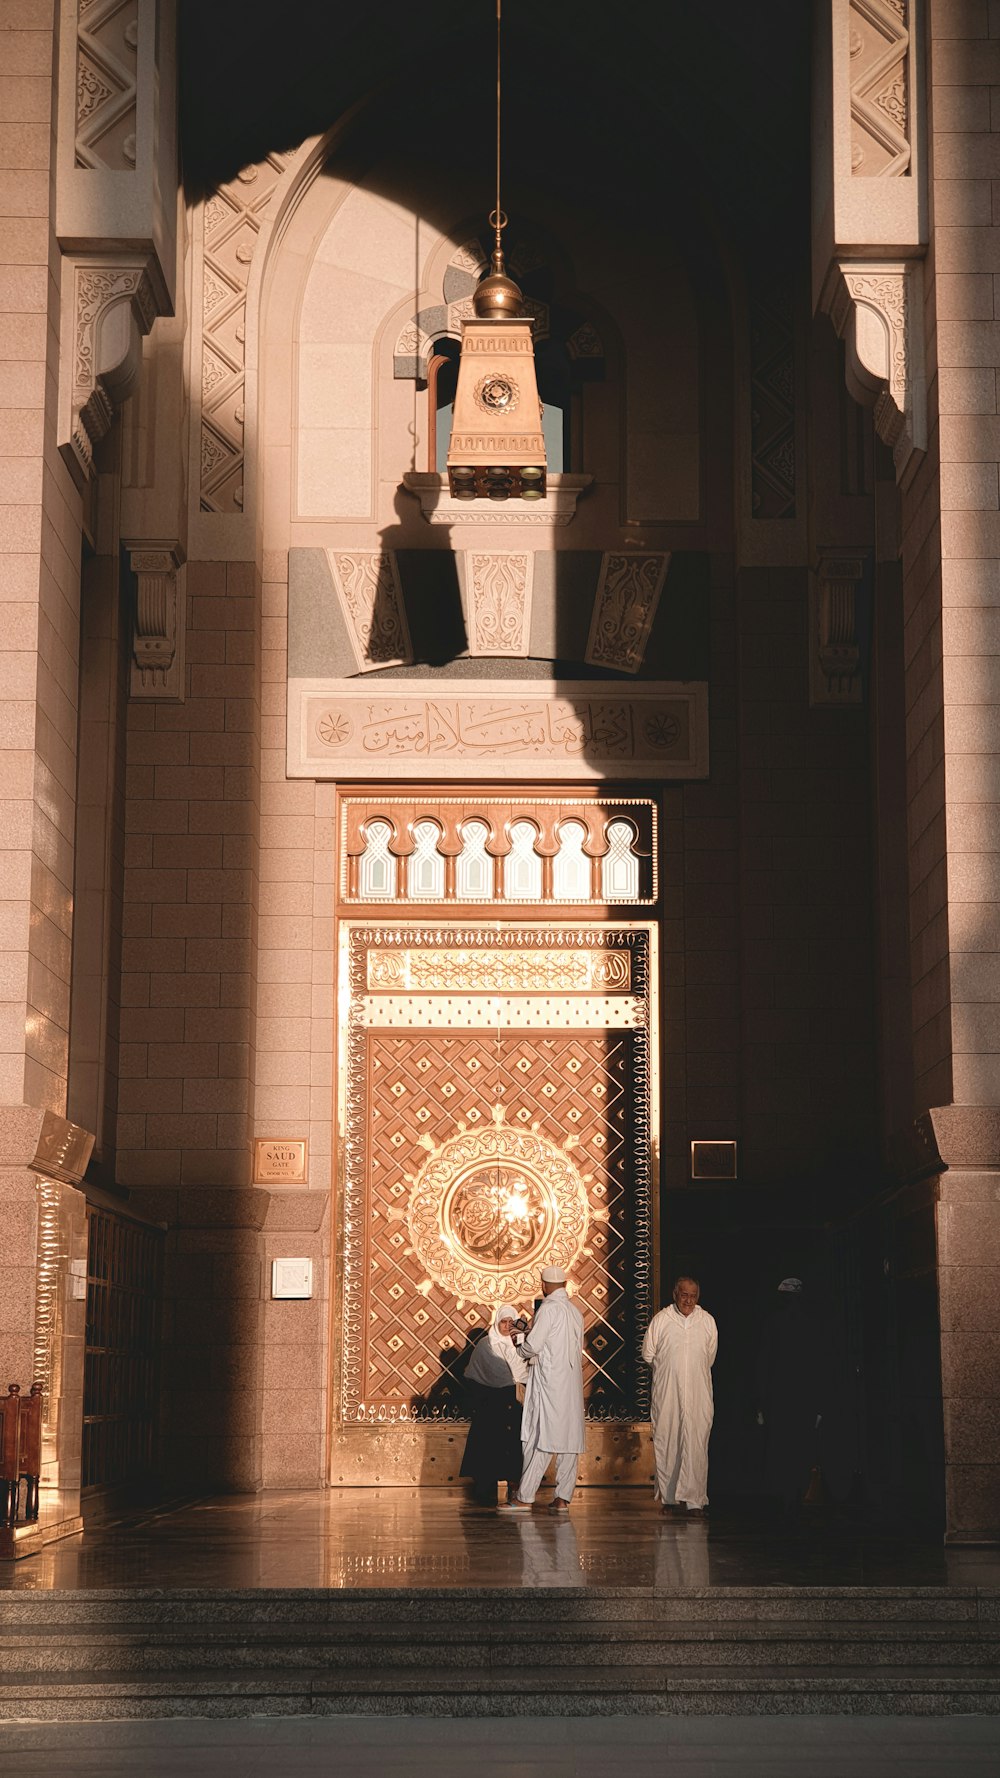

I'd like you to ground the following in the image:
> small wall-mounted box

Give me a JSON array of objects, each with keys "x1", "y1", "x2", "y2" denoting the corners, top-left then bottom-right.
[
  {"x1": 271, "y1": 1258, "x2": 314, "y2": 1300},
  {"x1": 690, "y1": 1140, "x2": 738, "y2": 1181}
]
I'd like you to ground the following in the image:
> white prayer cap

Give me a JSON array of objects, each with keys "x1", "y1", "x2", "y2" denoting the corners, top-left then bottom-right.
[
  {"x1": 777, "y1": 1277, "x2": 803, "y2": 1293},
  {"x1": 541, "y1": 1265, "x2": 567, "y2": 1284}
]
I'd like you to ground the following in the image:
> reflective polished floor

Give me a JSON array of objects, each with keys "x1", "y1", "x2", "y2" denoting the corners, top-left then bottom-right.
[{"x1": 3, "y1": 1489, "x2": 999, "y2": 1593}]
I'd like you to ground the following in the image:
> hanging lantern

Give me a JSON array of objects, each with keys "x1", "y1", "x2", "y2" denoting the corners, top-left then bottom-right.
[
  {"x1": 446, "y1": 241, "x2": 546, "y2": 502},
  {"x1": 446, "y1": 4, "x2": 546, "y2": 502}
]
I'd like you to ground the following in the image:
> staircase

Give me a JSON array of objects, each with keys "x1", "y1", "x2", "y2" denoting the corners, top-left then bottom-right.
[{"x1": 2, "y1": 1585, "x2": 999, "y2": 1717}]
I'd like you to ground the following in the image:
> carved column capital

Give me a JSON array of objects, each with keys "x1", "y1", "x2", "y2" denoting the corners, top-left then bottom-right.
[
  {"x1": 124, "y1": 538, "x2": 186, "y2": 702},
  {"x1": 819, "y1": 258, "x2": 925, "y2": 483},
  {"x1": 810, "y1": 549, "x2": 867, "y2": 706},
  {"x1": 60, "y1": 257, "x2": 163, "y2": 487}
]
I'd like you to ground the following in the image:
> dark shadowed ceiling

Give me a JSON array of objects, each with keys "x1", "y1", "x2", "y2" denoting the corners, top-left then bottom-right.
[{"x1": 178, "y1": 0, "x2": 811, "y2": 250}]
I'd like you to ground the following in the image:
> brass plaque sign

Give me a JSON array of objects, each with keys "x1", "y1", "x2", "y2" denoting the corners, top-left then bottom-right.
[{"x1": 253, "y1": 1138, "x2": 308, "y2": 1185}]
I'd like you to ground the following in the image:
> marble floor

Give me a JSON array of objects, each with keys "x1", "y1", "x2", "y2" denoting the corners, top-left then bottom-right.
[
  {"x1": 3, "y1": 1488, "x2": 998, "y2": 1593},
  {"x1": 2, "y1": 1715, "x2": 1000, "y2": 1776}
]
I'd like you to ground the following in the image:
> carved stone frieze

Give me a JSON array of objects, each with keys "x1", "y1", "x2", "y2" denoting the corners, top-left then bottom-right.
[
  {"x1": 585, "y1": 553, "x2": 670, "y2": 675},
  {"x1": 289, "y1": 676, "x2": 708, "y2": 781},
  {"x1": 327, "y1": 551, "x2": 413, "y2": 673},
  {"x1": 75, "y1": 0, "x2": 139, "y2": 171},
  {"x1": 61, "y1": 260, "x2": 160, "y2": 485},
  {"x1": 464, "y1": 552, "x2": 532, "y2": 657},
  {"x1": 198, "y1": 153, "x2": 289, "y2": 513},
  {"x1": 810, "y1": 550, "x2": 866, "y2": 706},
  {"x1": 125, "y1": 539, "x2": 186, "y2": 701},
  {"x1": 849, "y1": 0, "x2": 910, "y2": 177},
  {"x1": 820, "y1": 258, "x2": 925, "y2": 481}
]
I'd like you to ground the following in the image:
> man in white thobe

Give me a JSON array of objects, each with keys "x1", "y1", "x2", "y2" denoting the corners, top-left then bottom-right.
[
  {"x1": 498, "y1": 1264, "x2": 585, "y2": 1515},
  {"x1": 643, "y1": 1275, "x2": 718, "y2": 1514}
]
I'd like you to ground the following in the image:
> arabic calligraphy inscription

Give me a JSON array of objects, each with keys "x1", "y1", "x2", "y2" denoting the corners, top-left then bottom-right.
[{"x1": 291, "y1": 679, "x2": 704, "y2": 781}]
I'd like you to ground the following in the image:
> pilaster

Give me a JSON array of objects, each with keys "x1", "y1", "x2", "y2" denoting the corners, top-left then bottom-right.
[{"x1": 813, "y1": 1, "x2": 928, "y2": 484}]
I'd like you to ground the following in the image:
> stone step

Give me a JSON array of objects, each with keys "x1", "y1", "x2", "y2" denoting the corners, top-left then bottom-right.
[
  {"x1": 1, "y1": 1665, "x2": 1000, "y2": 1720},
  {"x1": 0, "y1": 1586, "x2": 991, "y2": 1627},
  {"x1": 4, "y1": 1585, "x2": 999, "y2": 1718},
  {"x1": 3, "y1": 1620, "x2": 1000, "y2": 1674}
]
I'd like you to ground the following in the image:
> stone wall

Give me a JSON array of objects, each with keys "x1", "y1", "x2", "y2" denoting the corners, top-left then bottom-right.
[{"x1": 118, "y1": 560, "x2": 266, "y2": 1488}]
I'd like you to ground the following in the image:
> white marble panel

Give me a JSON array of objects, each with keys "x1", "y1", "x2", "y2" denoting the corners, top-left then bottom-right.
[
  {"x1": 299, "y1": 263, "x2": 410, "y2": 346},
  {"x1": 296, "y1": 430, "x2": 372, "y2": 519},
  {"x1": 297, "y1": 345, "x2": 373, "y2": 431},
  {"x1": 314, "y1": 189, "x2": 430, "y2": 290}
]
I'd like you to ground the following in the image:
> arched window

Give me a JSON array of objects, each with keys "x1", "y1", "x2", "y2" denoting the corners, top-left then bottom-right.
[
  {"x1": 601, "y1": 820, "x2": 640, "y2": 902},
  {"x1": 503, "y1": 821, "x2": 542, "y2": 901},
  {"x1": 428, "y1": 340, "x2": 461, "y2": 473},
  {"x1": 358, "y1": 819, "x2": 396, "y2": 900},
  {"x1": 409, "y1": 820, "x2": 445, "y2": 900},
  {"x1": 552, "y1": 820, "x2": 590, "y2": 901},
  {"x1": 456, "y1": 819, "x2": 493, "y2": 900}
]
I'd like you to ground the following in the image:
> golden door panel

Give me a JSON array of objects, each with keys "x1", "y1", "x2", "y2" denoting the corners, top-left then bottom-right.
[{"x1": 336, "y1": 923, "x2": 655, "y2": 1442}]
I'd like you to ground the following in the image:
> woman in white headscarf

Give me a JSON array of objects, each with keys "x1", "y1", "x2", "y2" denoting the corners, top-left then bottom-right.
[{"x1": 460, "y1": 1304, "x2": 529, "y2": 1506}]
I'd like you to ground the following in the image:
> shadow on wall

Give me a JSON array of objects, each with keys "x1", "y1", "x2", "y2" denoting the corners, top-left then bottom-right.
[{"x1": 379, "y1": 486, "x2": 466, "y2": 666}]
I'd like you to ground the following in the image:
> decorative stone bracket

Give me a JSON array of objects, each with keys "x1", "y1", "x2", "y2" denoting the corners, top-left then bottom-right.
[
  {"x1": 59, "y1": 258, "x2": 162, "y2": 488},
  {"x1": 124, "y1": 539, "x2": 186, "y2": 702},
  {"x1": 810, "y1": 549, "x2": 866, "y2": 706},
  {"x1": 819, "y1": 260, "x2": 925, "y2": 485}
]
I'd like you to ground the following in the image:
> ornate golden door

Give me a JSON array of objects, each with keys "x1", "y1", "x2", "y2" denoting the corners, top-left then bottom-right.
[{"x1": 332, "y1": 792, "x2": 658, "y2": 1484}]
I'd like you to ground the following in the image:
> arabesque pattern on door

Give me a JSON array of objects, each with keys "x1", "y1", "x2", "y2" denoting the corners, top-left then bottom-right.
[{"x1": 338, "y1": 923, "x2": 654, "y2": 1429}]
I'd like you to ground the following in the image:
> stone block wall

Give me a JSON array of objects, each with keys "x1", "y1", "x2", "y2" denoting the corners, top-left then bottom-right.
[
  {"x1": 736, "y1": 566, "x2": 876, "y2": 1181},
  {"x1": 917, "y1": 1, "x2": 1000, "y2": 1115},
  {"x1": 892, "y1": 0, "x2": 1000, "y2": 1540},
  {"x1": 118, "y1": 559, "x2": 266, "y2": 1488},
  {"x1": 0, "y1": 0, "x2": 82, "y2": 1118}
]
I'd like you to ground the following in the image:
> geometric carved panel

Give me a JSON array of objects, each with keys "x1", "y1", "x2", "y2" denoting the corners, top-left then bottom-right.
[
  {"x1": 75, "y1": 0, "x2": 139, "y2": 172},
  {"x1": 849, "y1": 0, "x2": 911, "y2": 179},
  {"x1": 198, "y1": 153, "x2": 289, "y2": 514},
  {"x1": 750, "y1": 283, "x2": 796, "y2": 521},
  {"x1": 338, "y1": 923, "x2": 655, "y2": 1430}
]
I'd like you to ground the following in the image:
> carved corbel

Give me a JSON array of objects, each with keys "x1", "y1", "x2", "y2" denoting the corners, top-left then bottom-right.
[
  {"x1": 60, "y1": 259, "x2": 161, "y2": 487},
  {"x1": 820, "y1": 259, "x2": 925, "y2": 484},
  {"x1": 810, "y1": 550, "x2": 866, "y2": 706},
  {"x1": 124, "y1": 539, "x2": 186, "y2": 702}
]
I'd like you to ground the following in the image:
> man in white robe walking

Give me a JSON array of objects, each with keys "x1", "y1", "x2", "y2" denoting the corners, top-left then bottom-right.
[
  {"x1": 643, "y1": 1274, "x2": 718, "y2": 1514},
  {"x1": 498, "y1": 1264, "x2": 585, "y2": 1515}
]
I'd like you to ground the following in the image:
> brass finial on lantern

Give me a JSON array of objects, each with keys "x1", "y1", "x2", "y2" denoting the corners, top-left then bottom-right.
[
  {"x1": 445, "y1": 6, "x2": 546, "y2": 502},
  {"x1": 473, "y1": 219, "x2": 523, "y2": 320}
]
